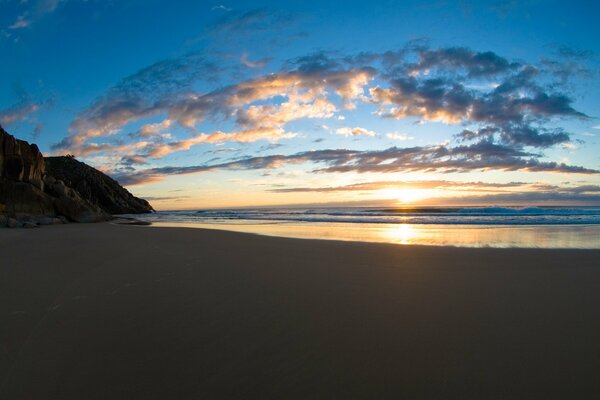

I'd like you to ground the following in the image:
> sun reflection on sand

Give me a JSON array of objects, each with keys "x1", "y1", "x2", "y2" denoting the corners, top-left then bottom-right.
[
  {"x1": 385, "y1": 224, "x2": 417, "y2": 244},
  {"x1": 151, "y1": 221, "x2": 600, "y2": 249}
]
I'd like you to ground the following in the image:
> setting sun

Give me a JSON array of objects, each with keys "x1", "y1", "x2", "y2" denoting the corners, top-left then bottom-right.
[{"x1": 380, "y1": 188, "x2": 430, "y2": 203}]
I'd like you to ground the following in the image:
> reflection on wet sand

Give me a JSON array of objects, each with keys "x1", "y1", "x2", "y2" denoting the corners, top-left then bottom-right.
[{"x1": 152, "y1": 221, "x2": 600, "y2": 249}]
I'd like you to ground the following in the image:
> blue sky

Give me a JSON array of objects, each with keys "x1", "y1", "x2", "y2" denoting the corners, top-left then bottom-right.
[{"x1": 1, "y1": 0, "x2": 599, "y2": 208}]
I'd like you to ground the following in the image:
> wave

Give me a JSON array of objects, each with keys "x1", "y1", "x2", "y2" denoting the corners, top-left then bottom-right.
[{"x1": 125, "y1": 206, "x2": 600, "y2": 226}]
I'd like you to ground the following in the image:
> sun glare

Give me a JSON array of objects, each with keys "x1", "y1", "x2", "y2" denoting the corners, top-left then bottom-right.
[{"x1": 381, "y1": 188, "x2": 428, "y2": 204}]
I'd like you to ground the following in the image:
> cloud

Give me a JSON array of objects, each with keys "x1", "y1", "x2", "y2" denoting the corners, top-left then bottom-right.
[
  {"x1": 56, "y1": 63, "x2": 373, "y2": 158},
  {"x1": 56, "y1": 42, "x2": 594, "y2": 183},
  {"x1": 240, "y1": 52, "x2": 269, "y2": 68},
  {"x1": 370, "y1": 60, "x2": 587, "y2": 148},
  {"x1": 336, "y1": 127, "x2": 376, "y2": 137},
  {"x1": 210, "y1": 8, "x2": 294, "y2": 35},
  {"x1": 407, "y1": 47, "x2": 519, "y2": 78},
  {"x1": 111, "y1": 141, "x2": 598, "y2": 186},
  {"x1": 211, "y1": 5, "x2": 232, "y2": 12},
  {"x1": 310, "y1": 141, "x2": 597, "y2": 175},
  {"x1": 0, "y1": 99, "x2": 40, "y2": 126},
  {"x1": 53, "y1": 52, "x2": 219, "y2": 150},
  {"x1": 549, "y1": 44, "x2": 595, "y2": 60},
  {"x1": 9, "y1": 16, "x2": 30, "y2": 29},
  {"x1": 4, "y1": 0, "x2": 66, "y2": 32},
  {"x1": 452, "y1": 185, "x2": 600, "y2": 205},
  {"x1": 457, "y1": 124, "x2": 571, "y2": 148},
  {"x1": 131, "y1": 119, "x2": 174, "y2": 139},
  {"x1": 268, "y1": 180, "x2": 530, "y2": 193},
  {"x1": 386, "y1": 132, "x2": 413, "y2": 141}
]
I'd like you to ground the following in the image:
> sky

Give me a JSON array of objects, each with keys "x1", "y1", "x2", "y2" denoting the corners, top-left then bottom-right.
[{"x1": 1, "y1": 0, "x2": 599, "y2": 209}]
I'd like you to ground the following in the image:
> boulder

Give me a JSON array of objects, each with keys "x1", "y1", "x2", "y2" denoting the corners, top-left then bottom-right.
[{"x1": 0, "y1": 180, "x2": 56, "y2": 216}]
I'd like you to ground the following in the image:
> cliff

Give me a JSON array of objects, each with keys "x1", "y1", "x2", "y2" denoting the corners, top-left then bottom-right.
[
  {"x1": 0, "y1": 125, "x2": 153, "y2": 227},
  {"x1": 45, "y1": 156, "x2": 153, "y2": 215}
]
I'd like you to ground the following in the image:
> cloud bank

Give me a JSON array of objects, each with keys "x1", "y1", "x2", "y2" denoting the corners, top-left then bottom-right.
[{"x1": 48, "y1": 41, "x2": 595, "y2": 187}]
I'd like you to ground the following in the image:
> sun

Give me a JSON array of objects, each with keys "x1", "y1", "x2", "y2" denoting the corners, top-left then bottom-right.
[{"x1": 380, "y1": 188, "x2": 427, "y2": 204}]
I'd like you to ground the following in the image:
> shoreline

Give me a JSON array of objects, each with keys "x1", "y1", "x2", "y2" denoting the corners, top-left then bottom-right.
[
  {"x1": 144, "y1": 219, "x2": 600, "y2": 249},
  {"x1": 2, "y1": 223, "x2": 600, "y2": 398}
]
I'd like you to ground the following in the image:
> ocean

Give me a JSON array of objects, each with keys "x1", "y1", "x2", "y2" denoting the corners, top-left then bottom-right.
[{"x1": 121, "y1": 206, "x2": 600, "y2": 249}]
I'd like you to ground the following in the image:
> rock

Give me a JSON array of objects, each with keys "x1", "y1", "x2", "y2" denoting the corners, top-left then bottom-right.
[
  {"x1": 0, "y1": 125, "x2": 45, "y2": 190},
  {"x1": 19, "y1": 141, "x2": 45, "y2": 190},
  {"x1": 0, "y1": 180, "x2": 56, "y2": 216},
  {"x1": 45, "y1": 156, "x2": 153, "y2": 214},
  {"x1": 1, "y1": 125, "x2": 152, "y2": 227},
  {"x1": 53, "y1": 195, "x2": 109, "y2": 223},
  {"x1": 112, "y1": 217, "x2": 152, "y2": 225},
  {"x1": 34, "y1": 216, "x2": 65, "y2": 225}
]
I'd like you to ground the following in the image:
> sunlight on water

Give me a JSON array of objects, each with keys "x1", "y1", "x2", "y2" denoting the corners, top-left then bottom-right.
[{"x1": 150, "y1": 221, "x2": 600, "y2": 249}]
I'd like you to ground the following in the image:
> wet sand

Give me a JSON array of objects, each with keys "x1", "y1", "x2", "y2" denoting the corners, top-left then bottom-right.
[{"x1": 1, "y1": 223, "x2": 599, "y2": 399}]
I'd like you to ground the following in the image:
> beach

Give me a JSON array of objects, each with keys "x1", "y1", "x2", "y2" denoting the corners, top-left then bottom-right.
[{"x1": 1, "y1": 223, "x2": 600, "y2": 399}]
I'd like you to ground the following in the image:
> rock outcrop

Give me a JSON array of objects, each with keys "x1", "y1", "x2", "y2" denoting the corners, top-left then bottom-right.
[
  {"x1": 45, "y1": 156, "x2": 153, "y2": 215},
  {"x1": 0, "y1": 125, "x2": 153, "y2": 227},
  {"x1": 0, "y1": 125, "x2": 45, "y2": 189}
]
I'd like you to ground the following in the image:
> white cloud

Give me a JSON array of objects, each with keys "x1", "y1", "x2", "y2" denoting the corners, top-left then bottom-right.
[
  {"x1": 336, "y1": 126, "x2": 376, "y2": 137},
  {"x1": 386, "y1": 132, "x2": 414, "y2": 141},
  {"x1": 561, "y1": 142, "x2": 578, "y2": 151},
  {"x1": 212, "y1": 5, "x2": 232, "y2": 11}
]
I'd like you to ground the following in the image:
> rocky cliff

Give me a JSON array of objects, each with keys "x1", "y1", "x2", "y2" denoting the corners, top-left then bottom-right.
[
  {"x1": 45, "y1": 156, "x2": 153, "y2": 215},
  {"x1": 0, "y1": 125, "x2": 153, "y2": 227}
]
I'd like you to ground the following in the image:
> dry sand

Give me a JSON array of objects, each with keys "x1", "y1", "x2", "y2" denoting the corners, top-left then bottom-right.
[{"x1": 1, "y1": 223, "x2": 600, "y2": 399}]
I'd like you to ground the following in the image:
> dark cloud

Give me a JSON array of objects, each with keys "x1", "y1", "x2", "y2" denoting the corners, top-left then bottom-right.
[
  {"x1": 486, "y1": 0, "x2": 540, "y2": 17},
  {"x1": 120, "y1": 155, "x2": 147, "y2": 166},
  {"x1": 53, "y1": 52, "x2": 219, "y2": 150},
  {"x1": 409, "y1": 47, "x2": 519, "y2": 78},
  {"x1": 458, "y1": 124, "x2": 571, "y2": 148},
  {"x1": 372, "y1": 54, "x2": 587, "y2": 148},
  {"x1": 143, "y1": 195, "x2": 191, "y2": 201},
  {"x1": 549, "y1": 44, "x2": 595, "y2": 60},
  {"x1": 310, "y1": 141, "x2": 595, "y2": 174},
  {"x1": 257, "y1": 143, "x2": 283, "y2": 152},
  {"x1": 540, "y1": 58, "x2": 593, "y2": 84},
  {"x1": 286, "y1": 51, "x2": 344, "y2": 73},
  {"x1": 112, "y1": 141, "x2": 598, "y2": 186},
  {"x1": 455, "y1": 188, "x2": 600, "y2": 205},
  {"x1": 0, "y1": 88, "x2": 53, "y2": 137},
  {"x1": 109, "y1": 53, "x2": 219, "y2": 99},
  {"x1": 210, "y1": 8, "x2": 294, "y2": 34}
]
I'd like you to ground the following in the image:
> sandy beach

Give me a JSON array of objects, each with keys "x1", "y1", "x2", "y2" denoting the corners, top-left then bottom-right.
[{"x1": 1, "y1": 223, "x2": 600, "y2": 399}]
